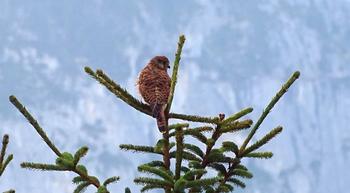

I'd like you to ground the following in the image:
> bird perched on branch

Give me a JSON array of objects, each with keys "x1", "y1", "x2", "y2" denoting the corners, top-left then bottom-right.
[{"x1": 138, "y1": 56, "x2": 171, "y2": 133}]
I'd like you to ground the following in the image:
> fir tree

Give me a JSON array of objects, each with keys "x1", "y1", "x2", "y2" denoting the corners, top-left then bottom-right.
[
  {"x1": 84, "y1": 35, "x2": 300, "y2": 192},
  {"x1": 8, "y1": 34, "x2": 300, "y2": 192}
]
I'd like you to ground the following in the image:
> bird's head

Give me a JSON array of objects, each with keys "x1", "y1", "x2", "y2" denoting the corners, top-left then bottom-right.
[{"x1": 150, "y1": 56, "x2": 170, "y2": 71}]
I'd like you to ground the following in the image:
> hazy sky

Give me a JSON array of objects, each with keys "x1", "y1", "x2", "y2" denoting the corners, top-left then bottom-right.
[{"x1": 1, "y1": 1, "x2": 349, "y2": 193}]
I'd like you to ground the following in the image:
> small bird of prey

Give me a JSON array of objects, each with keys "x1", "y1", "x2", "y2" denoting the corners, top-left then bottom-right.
[{"x1": 138, "y1": 56, "x2": 171, "y2": 133}]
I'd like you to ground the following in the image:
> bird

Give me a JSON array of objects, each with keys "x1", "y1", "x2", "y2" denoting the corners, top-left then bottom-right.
[{"x1": 138, "y1": 56, "x2": 171, "y2": 133}]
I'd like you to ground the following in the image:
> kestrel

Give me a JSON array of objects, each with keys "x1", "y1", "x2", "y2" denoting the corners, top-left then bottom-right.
[{"x1": 138, "y1": 56, "x2": 171, "y2": 133}]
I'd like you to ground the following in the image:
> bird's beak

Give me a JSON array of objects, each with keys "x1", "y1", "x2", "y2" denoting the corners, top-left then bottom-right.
[{"x1": 167, "y1": 65, "x2": 170, "y2": 69}]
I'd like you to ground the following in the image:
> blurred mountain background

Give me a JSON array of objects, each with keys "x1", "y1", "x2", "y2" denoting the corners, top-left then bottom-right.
[{"x1": 0, "y1": 0, "x2": 349, "y2": 192}]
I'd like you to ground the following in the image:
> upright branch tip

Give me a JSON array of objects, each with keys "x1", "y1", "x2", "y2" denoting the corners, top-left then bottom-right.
[
  {"x1": 0, "y1": 134, "x2": 13, "y2": 177},
  {"x1": 2, "y1": 134, "x2": 9, "y2": 145},
  {"x1": 9, "y1": 95, "x2": 62, "y2": 157},
  {"x1": 293, "y1": 71, "x2": 301, "y2": 78},
  {"x1": 239, "y1": 71, "x2": 300, "y2": 152},
  {"x1": 166, "y1": 35, "x2": 186, "y2": 113},
  {"x1": 84, "y1": 66, "x2": 94, "y2": 75}
]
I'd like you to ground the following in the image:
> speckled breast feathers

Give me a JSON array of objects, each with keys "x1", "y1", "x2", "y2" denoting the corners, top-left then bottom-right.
[{"x1": 138, "y1": 56, "x2": 171, "y2": 132}]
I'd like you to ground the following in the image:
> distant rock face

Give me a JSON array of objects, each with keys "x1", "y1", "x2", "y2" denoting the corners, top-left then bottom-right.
[{"x1": 0, "y1": 1, "x2": 349, "y2": 193}]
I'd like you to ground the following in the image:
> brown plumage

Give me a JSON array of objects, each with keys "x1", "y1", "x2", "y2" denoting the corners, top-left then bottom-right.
[{"x1": 138, "y1": 56, "x2": 171, "y2": 133}]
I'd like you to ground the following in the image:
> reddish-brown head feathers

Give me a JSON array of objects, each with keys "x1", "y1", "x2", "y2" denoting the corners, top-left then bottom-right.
[{"x1": 149, "y1": 56, "x2": 170, "y2": 70}]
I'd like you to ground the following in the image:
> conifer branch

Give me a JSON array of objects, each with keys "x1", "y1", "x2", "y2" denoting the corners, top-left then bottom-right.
[
  {"x1": 229, "y1": 169, "x2": 253, "y2": 179},
  {"x1": 227, "y1": 178, "x2": 246, "y2": 188},
  {"x1": 0, "y1": 134, "x2": 14, "y2": 177},
  {"x1": 221, "y1": 141, "x2": 239, "y2": 155},
  {"x1": 185, "y1": 177, "x2": 221, "y2": 188},
  {"x1": 168, "y1": 123, "x2": 189, "y2": 131},
  {"x1": 140, "y1": 185, "x2": 164, "y2": 192},
  {"x1": 9, "y1": 96, "x2": 120, "y2": 192},
  {"x1": 190, "y1": 126, "x2": 214, "y2": 133},
  {"x1": 169, "y1": 128, "x2": 208, "y2": 144},
  {"x1": 208, "y1": 163, "x2": 227, "y2": 175},
  {"x1": 95, "y1": 69, "x2": 152, "y2": 117},
  {"x1": 120, "y1": 143, "x2": 205, "y2": 164},
  {"x1": 241, "y1": 126, "x2": 283, "y2": 156},
  {"x1": 72, "y1": 166, "x2": 101, "y2": 188},
  {"x1": 235, "y1": 164, "x2": 248, "y2": 171},
  {"x1": 9, "y1": 96, "x2": 62, "y2": 157},
  {"x1": 0, "y1": 134, "x2": 14, "y2": 193},
  {"x1": 184, "y1": 144, "x2": 204, "y2": 159},
  {"x1": 221, "y1": 107, "x2": 253, "y2": 125},
  {"x1": 191, "y1": 114, "x2": 253, "y2": 188},
  {"x1": 21, "y1": 155, "x2": 103, "y2": 189},
  {"x1": 217, "y1": 143, "x2": 273, "y2": 192},
  {"x1": 0, "y1": 134, "x2": 9, "y2": 166},
  {"x1": 175, "y1": 127, "x2": 184, "y2": 180},
  {"x1": 239, "y1": 71, "x2": 300, "y2": 152},
  {"x1": 183, "y1": 129, "x2": 208, "y2": 144},
  {"x1": 85, "y1": 67, "x2": 152, "y2": 116},
  {"x1": 162, "y1": 132, "x2": 171, "y2": 170},
  {"x1": 103, "y1": 176, "x2": 120, "y2": 186},
  {"x1": 195, "y1": 121, "x2": 225, "y2": 174},
  {"x1": 74, "y1": 181, "x2": 90, "y2": 193},
  {"x1": 188, "y1": 124, "x2": 223, "y2": 193},
  {"x1": 170, "y1": 151, "x2": 202, "y2": 162},
  {"x1": 134, "y1": 177, "x2": 173, "y2": 188},
  {"x1": 119, "y1": 144, "x2": 160, "y2": 154},
  {"x1": 138, "y1": 165, "x2": 174, "y2": 183},
  {"x1": 219, "y1": 119, "x2": 253, "y2": 133},
  {"x1": 20, "y1": 162, "x2": 68, "y2": 171},
  {"x1": 162, "y1": 131, "x2": 171, "y2": 193},
  {"x1": 73, "y1": 146, "x2": 89, "y2": 166},
  {"x1": 186, "y1": 138, "x2": 218, "y2": 193},
  {"x1": 0, "y1": 154, "x2": 13, "y2": 176},
  {"x1": 183, "y1": 169, "x2": 207, "y2": 180},
  {"x1": 214, "y1": 159, "x2": 241, "y2": 193},
  {"x1": 72, "y1": 176, "x2": 85, "y2": 184},
  {"x1": 169, "y1": 113, "x2": 220, "y2": 124},
  {"x1": 245, "y1": 152, "x2": 273, "y2": 159},
  {"x1": 143, "y1": 161, "x2": 165, "y2": 168},
  {"x1": 3, "y1": 190, "x2": 15, "y2": 193},
  {"x1": 180, "y1": 166, "x2": 190, "y2": 173},
  {"x1": 206, "y1": 149, "x2": 231, "y2": 163},
  {"x1": 166, "y1": 34, "x2": 186, "y2": 114}
]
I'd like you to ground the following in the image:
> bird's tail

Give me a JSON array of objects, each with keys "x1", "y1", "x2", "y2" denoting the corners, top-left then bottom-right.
[{"x1": 152, "y1": 104, "x2": 167, "y2": 133}]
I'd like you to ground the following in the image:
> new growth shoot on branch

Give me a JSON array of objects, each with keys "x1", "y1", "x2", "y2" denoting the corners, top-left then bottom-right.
[{"x1": 9, "y1": 34, "x2": 300, "y2": 193}]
